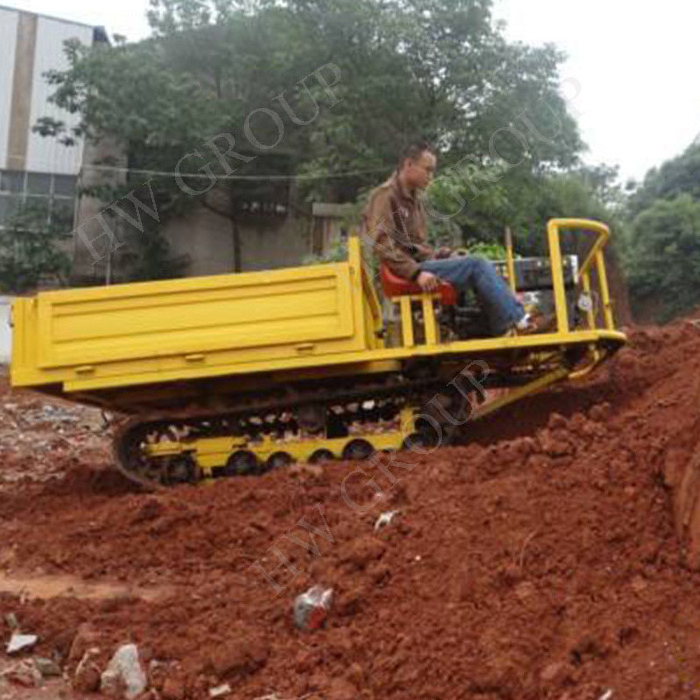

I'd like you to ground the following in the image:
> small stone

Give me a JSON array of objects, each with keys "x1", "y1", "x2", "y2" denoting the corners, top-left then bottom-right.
[
  {"x1": 73, "y1": 648, "x2": 102, "y2": 694},
  {"x1": 374, "y1": 510, "x2": 400, "y2": 532},
  {"x1": 148, "y1": 660, "x2": 167, "y2": 692},
  {"x1": 547, "y1": 413, "x2": 568, "y2": 429},
  {"x1": 540, "y1": 662, "x2": 565, "y2": 683},
  {"x1": 209, "y1": 683, "x2": 232, "y2": 698},
  {"x1": 3, "y1": 660, "x2": 43, "y2": 688},
  {"x1": 100, "y1": 644, "x2": 147, "y2": 700},
  {"x1": 293, "y1": 586, "x2": 334, "y2": 631},
  {"x1": 631, "y1": 575, "x2": 648, "y2": 593},
  {"x1": 589, "y1": 403, "x2": 611, "y2": 422},
  {"x1": 4, "y1": 613, "x2": 19, "y2": 630},
  {"x1": 6, "y1": 633, "x2": 38, "y2": 654},
  {"x1": 68, "y1": 623, "x2": 101, "y2": 664},
  {"x1": 514, "y1": 582, "x2": 537, "y2": 602},
  {"x1": 34, "y1": 657, "x2": 62, "y2": 678}
]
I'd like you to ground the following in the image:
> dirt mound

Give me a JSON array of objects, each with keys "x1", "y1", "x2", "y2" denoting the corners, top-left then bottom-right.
[{"x1": 3, "y1": 320, "x2": 700, "y2": 698}]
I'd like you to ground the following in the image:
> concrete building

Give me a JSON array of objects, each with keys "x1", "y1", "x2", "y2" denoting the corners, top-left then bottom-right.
[{"x1": 0, "y1": 5, "x2": 107, "y2": 235}]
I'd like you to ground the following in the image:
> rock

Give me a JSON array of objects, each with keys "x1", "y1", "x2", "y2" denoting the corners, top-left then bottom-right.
[
  {"x1": 538, "y1": 429, "x2": 573, "y2": 458},
  {"x1": 374, "y1": 510, "x2": 400, "y2": 532},
  {"x1": 294, "y1": 586, "x2": 334, "y2": 630},
  {"x1": 540, "y1": 662, "x2": 566, "y2": 683},
  {"x1": 34, "y1": 657, "x2": 62, "y2": 678},
  {"x1": 547, "y1": 413, "x2": 568, "y2": 430},
  {"x1": 589, "y1": 403, "x2": 611, "y2": 422},
  {"x1": 6, "y1": 633, "x2": 38, "y2": 654},
  {"x1": 209, "y1": 683, "x2": 232, "y2": 698},
  {"x1": 147, "y1": 660, "x2": 167, "y2": 692},
  {"x1": 514, "y1": 581, "x2": 537, "y2": 602},
  {"x1": 2, "y1": 660, "x2": 43, "y2": 688},
  {"x1": 100, "y1": 644, "x2": 147, "y2": 700},
  {"x1": 4, "y1": 612, "x2": 19, "y2": 630},
  {"x1": 68, "y1": 622, "x2": 101, "y2": 664},
  {"x1": 73, "y1": 648, "x2": 102, "y2": 694},
  {"x1": 631, "y1": 575, "x2": 648, "y2": 593}
]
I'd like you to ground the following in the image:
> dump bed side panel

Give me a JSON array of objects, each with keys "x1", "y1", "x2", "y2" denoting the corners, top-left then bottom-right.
[{"x1": 11, "y1": 261, "x2": 369, "y2": 389}]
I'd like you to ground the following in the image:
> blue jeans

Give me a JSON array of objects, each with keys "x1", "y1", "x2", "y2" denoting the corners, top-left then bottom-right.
[{"x1": 419, "y1": 257, "x2": 525, "y2": 336}]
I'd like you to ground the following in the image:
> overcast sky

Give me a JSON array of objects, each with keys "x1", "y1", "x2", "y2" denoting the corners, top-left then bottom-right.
[{"x1": 8, "y1": 0, "x2": 700, "y2": 182}]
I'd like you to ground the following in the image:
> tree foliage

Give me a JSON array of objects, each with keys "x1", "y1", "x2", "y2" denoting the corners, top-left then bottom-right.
[
  {"x1": 628, "y1": 143, "x2": 700, "y2": 218},
  {"x1": 35, "y1": 0, "x2": 612, "y2": 283},
  {"x1": 625, "y1": 194, "x2": 700, "y2": 322},
  {"x1": 0, "y1": 204, "x2": 72, "y2": 294},
  {"x1": 622, "y1": 143, "x2": 700, "y2": 322}
]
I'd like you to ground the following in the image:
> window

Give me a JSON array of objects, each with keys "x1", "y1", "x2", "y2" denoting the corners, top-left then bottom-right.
[
  {"x1": 0, "y1": 195, "x2": 21, "y2": 223},
  {"x1": 0, "y1": 170, "x2": 77, "y2": 229},
  {"x1": 27, "y1": 172, "x2": 51, "y2": 195},
  {"x1": 0, "y1": 171, "x2": 24, "y2": 193},
  {"x1": 54, "y1": 175, "x2": 76, "y2": 197}
]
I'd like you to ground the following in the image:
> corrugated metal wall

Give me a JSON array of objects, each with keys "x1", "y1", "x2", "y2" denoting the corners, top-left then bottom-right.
[
  {"x1": 0, "y1": 8, "x2": 19, "y2": 171},
  {"x1": 26, "y1": 16, "x2": 93, "y2": 176}
]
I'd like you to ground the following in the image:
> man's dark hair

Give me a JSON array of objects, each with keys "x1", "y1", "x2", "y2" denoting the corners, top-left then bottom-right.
[{"x1": 399, "y1": 141, "x2": 437, "y2": 169}]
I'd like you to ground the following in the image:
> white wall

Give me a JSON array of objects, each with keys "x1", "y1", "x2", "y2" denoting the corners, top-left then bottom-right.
[
  {"x1": 0, "y1": 297, "x2": 13, "y2": 365},
  {"x1": 0, "y1": 8, "x2": 19, "y2": 171},
  {"x1": 26, "y1": 16, "x2": 93, "y2": 176}
]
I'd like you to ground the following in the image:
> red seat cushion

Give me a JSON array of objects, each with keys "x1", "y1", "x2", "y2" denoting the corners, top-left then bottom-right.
[{"x1": 380, "y1": 264, "x2": 457, "y2": 306}]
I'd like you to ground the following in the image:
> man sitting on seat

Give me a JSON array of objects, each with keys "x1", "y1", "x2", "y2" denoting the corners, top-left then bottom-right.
[{"x1": 363, "y1": 142, "x2": 539, "y2": 337}]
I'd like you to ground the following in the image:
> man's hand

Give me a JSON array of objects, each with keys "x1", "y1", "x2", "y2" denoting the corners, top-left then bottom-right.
[
  {"x1": 416, "y1": 271, "x2": 439, "y2": 292},
  {"x1": 435, "y1": 246, "x2": 452, "y2": 259}
]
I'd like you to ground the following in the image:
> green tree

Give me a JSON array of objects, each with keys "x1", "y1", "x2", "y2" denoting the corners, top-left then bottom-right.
[
  {"x1": 625, "y1": 194, "x2": 700, "y2": 322},
  {"x1": 0, "y1": 204, "x2": 72, "y2": 293},
  {"x1": 628, "y1": 143, "x2": 700, "y2": 217}
]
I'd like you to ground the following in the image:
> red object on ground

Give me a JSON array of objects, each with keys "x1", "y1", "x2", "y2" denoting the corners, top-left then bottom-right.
[{"x1": 380, "y1": 263, "x2": 457, "y2": 306}]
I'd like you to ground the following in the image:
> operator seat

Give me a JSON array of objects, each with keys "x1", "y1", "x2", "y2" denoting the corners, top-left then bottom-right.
[{"x1": 379, "y1": 264, "x2": 457, "y2": 306}]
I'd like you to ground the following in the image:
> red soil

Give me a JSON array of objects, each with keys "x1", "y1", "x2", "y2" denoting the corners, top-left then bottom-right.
[{"x1": 2, "y1": 320, "x2": 700, "y2": 699}]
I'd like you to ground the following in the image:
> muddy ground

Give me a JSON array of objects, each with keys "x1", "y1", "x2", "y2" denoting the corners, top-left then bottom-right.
[{"x1": 2, "y1": 319, "x2": 700, "y2": 699}]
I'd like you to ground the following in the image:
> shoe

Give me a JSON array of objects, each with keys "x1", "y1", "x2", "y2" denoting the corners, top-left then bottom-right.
[{"x1": 514, "y1": 312, "x2": 555, "y2": 336}]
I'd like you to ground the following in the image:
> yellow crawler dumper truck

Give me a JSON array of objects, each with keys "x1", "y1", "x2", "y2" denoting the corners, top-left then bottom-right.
[{"x1": 11, "y1": 219, "x2": 625, "y2": 487}]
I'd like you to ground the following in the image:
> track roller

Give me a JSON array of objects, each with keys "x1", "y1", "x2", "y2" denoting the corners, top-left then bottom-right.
[
  {"x1": 342, "y1": 439, "x2": 375, "y2": 461},
  {"x1": 267, "y1": 451, "x2": 294, "y2": 470},
  {"x1": 225, "y1": 450, "x2": 261, "y2": 476},
  {"x1": 309, "y1": 448, "x2": 335, "y2": 464}
]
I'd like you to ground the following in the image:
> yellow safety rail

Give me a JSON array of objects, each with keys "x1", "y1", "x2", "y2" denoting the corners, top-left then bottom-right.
[{"x1": 546, "y1": 218, "x2": 614, "y2": 333}]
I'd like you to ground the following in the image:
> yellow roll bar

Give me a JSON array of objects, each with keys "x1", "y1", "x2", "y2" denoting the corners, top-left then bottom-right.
[{"x1": 546, "y1": 218, "x2": 615, "y2": 333}]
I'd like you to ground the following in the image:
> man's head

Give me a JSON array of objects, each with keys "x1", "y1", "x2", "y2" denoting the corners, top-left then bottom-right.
[{"x1": 398, "y1": 142, "x2": 437, "y2": 191}]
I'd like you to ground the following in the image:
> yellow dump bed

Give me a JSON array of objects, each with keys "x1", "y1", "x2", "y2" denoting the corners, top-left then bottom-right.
[{"x1": 11, "y1": 242, "x2": 383, "y2": 394}]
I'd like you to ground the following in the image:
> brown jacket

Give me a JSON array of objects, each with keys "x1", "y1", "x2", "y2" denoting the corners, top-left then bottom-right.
[{"x1": 362, "y1": 173, "x2": 434, "y2": 279}]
